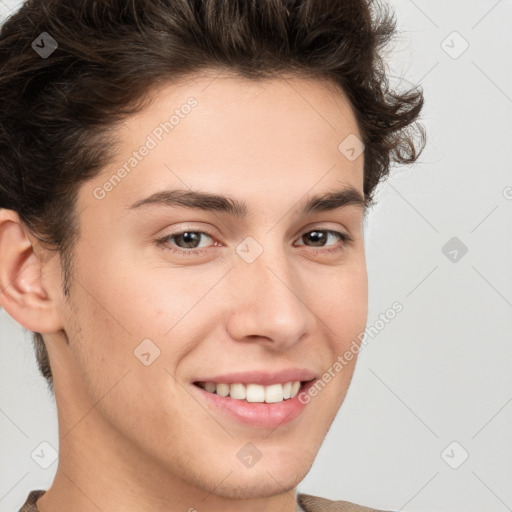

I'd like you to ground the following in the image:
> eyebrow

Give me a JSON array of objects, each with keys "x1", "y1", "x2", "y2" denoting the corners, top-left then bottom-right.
[{"x1": 128, "y1": 186, "x2": 367, "y2": 217}]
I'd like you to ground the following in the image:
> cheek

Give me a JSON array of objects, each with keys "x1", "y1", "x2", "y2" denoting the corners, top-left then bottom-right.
[
  {"x1": 65, "y1": 296, "x2": 132, "y2": 403},
  {"x1": 313, "y1": 262, "x2": 368, "y2": 341},
  {"x1": 62, "y1": 259, "x2": 156, "y2": 401},
  {"x1": 65, "y1": 288, "x2": 182, "y2": 437},
  {"x1": 303, "y1": 267, "x2": 367, "y2": 418},
  {"x1": 64, "y1": 249, "x2": 212, "y2": 402}
]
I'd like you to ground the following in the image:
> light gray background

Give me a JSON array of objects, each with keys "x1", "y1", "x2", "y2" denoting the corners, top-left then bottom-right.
[{"x1": 1, "y1": 0, "x2": 511, "y2": 511}]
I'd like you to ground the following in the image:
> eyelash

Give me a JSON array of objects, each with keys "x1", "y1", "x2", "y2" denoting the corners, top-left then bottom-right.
[{"x1": 154, "y1": 227, "x2": 353, "y2": 257}]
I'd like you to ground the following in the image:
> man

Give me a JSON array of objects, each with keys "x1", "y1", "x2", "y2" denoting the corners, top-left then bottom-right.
[{"x1": 0, "y1": 0, "x2": 424, "y2": 511}]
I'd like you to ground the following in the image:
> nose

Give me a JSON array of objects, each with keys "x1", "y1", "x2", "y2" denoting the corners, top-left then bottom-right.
[{"x1": 225, "y1": 246, "x2": 316, "y2": 351}]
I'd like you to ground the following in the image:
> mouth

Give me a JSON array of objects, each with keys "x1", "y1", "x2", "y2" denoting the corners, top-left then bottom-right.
[
  {"x1": 193, "y1": 379, "x2": 313, "y2": 403},
  {"x1": 191, "y1": 378, "x2": 316, "y2": 428}
]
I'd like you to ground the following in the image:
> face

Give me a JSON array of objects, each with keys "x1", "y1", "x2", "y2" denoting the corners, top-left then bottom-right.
[{"x1": 47, "y1": 71, "x2": 368, "y2": 504}]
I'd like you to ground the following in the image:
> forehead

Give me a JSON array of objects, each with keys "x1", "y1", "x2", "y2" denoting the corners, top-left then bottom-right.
[
  {"x1": 81, "y1": 70, "x2": 364, "y2": 214},
  {"x1": 124, "y1": 71, "x2": 360, "y2": 146}
]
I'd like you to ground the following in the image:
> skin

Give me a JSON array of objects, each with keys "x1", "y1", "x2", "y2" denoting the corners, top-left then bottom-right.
[{"x1": 0, "y1": 71, "x2": 368, "y2": 512}]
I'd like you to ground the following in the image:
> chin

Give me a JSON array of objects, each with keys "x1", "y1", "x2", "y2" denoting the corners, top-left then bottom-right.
[{"x1": 212, "y1": 470, "x2": 305, "y2": 500}]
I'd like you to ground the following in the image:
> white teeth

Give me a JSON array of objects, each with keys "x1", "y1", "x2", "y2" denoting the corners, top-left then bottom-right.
[
  {"x1": 246, "y1": 383, "x2": 265, "y2": 402},
  {"x1": 198, "y1": 380, "x2": 304, "y2": 403},
  {"x1": 216, "y1": 383, "x2": 230, "y2": 397},
  {"x1": 265, "y1": 383, "x2": 284, "y2": 403},
  {"x1": 230, "y1": 383, "x2": 246, "y2": 400},
  {"x1": 282, "y1": 381, "x2": 292, "y2": 399},
  {"x1": 290, "y1": 381, "x2": 301, "y2": 397}
]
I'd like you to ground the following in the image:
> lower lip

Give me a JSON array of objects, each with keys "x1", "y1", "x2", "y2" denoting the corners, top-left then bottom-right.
[{"x1": 191, "y1": 380, "x2": 316, "y2": 429}]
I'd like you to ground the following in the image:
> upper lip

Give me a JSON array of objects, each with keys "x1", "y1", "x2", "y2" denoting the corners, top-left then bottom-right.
[{"x1": 193, "y1": 368, "x2": 317, "y2": 386}]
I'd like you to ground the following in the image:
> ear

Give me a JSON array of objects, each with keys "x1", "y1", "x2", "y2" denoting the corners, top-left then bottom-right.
[{"x1": 0, "y1": 208, "x2": 64, "y2": 333}]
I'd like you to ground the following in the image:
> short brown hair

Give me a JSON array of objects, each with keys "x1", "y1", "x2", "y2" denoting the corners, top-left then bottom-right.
[{"x1": 0, "y1": 0, "x2": 424, "y2": 394}]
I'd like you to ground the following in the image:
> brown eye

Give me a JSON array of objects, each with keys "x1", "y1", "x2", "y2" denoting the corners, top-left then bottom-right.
[
  {"x1": 297, "y1": 230, "x2": 348, "y2": 248},
  {"x1": 173, "y1": 232, "x2": 205, "y2": 249},
  {"x1": 301, "y1": 230, "x2": 329, "y2": 246},
  {"x1": 155, "y1": 229, "x2": 218, "y2": 256}
]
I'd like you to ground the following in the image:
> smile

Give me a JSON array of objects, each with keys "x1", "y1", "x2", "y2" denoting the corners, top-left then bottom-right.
[
  {"x1": 192, "y1": 378, "x2": 317, "y2": 428},
  {"x1": 194, "y1": 380, "x2": 305, "y2": 403}
]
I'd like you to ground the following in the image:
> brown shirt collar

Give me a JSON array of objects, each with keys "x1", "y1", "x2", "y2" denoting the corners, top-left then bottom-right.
[{"x1": 19, "y1": 489, "x2": 393, "y2": 512}]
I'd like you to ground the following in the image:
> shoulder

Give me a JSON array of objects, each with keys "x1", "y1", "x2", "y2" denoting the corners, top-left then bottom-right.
[
  {"x1": 297, "y1": 492, "x2": 394, "y2": 512},
  {"x1": 18, "y1": 490, "x2": 45, "y2": 512}
]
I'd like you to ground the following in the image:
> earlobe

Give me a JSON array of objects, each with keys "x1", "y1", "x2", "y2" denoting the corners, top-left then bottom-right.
[{"x1": 0, "y1": 208, "x2": 63, "y2": 334}]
